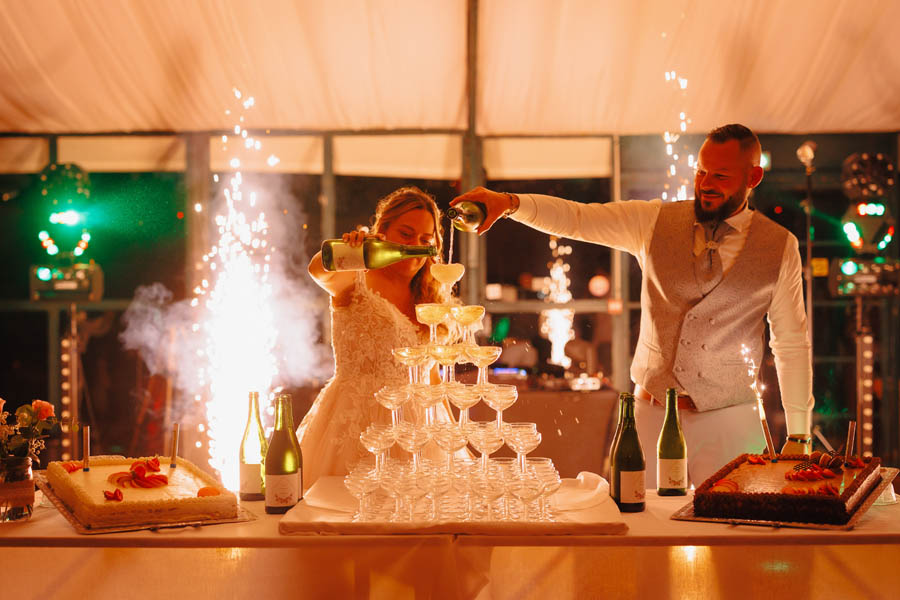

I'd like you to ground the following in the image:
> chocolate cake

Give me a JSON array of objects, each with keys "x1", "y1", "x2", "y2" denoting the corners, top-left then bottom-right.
[{"x1": 693, "y1": 452, "x2": 882, "y2": 525}]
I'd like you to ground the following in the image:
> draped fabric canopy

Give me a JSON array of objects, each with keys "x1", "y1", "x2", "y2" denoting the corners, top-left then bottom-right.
[{"x1": 1, "y1": 0, "x2": 898, "y2": 136}]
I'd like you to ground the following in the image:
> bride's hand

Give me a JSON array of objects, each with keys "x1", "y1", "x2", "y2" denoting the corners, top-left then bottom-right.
[{"x1": 341, "y1": 229, "x2": 385, "y2": 247}]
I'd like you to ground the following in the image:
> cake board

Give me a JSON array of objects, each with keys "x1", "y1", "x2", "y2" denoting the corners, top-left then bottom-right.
[
  {"x1": 671, "y1": 467, "x2": 897, "y2": 531},
  {"x1": 35, "y1": 472, "x2": 256, "y2": 535}
]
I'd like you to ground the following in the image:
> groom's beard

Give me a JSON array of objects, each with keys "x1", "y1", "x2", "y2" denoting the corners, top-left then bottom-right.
[{"x1": 693, "y1": 185, "x2": 748, "y2": 223}]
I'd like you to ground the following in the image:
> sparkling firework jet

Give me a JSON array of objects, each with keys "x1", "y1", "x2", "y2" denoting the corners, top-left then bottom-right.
[
  {"x1": 195, "y1": 89, "x2": 279, "y2": 490},
  {"x1": 661, "y1": 69, "x2": 693, "y2": 203},
  {"x1": 539, "y1": 237, "x2": 574, "y2": 369}
]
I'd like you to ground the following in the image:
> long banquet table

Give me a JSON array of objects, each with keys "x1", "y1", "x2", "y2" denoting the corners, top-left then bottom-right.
[{"x1": 3, "y1": 490, "x2": 899, "y2": 600}]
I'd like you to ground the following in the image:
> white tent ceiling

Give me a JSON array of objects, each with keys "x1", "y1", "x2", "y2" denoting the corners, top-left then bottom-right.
[{"x1": 1, "y1": 0, "x2": 899, "y2": 136}]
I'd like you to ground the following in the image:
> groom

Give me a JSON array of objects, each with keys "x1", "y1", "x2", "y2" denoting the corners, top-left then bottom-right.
[{"x1": 451, "y1": 124, "x2": 814, "y2": 485}]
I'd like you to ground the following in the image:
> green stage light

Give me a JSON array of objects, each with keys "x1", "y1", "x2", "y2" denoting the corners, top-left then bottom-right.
[
  {"x1": 49, "y1": 209, "x2": 82, "y2": 226},
  {"x1": 841, "y1": 260, "x2": 859, "y2": 276},
  {"x1": 37, "y1": 163, "x2": 93, "y2": 260},
  {"x1": 36, "y1": 267, "x2": 52, "y2": 281}
]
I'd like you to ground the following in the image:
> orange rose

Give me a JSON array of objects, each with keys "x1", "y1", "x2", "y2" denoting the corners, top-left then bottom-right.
[
  {"x1": 32, "y1": 399, "x2": 55, "y2": 421},
  {"x1": 0, "y1": 397, "x2": 5, "y2": 414}
]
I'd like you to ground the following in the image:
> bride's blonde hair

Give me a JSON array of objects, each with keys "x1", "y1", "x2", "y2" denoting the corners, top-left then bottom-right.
[{"x1": 371, "y1": 186, "x2": 447, "y2": 306}]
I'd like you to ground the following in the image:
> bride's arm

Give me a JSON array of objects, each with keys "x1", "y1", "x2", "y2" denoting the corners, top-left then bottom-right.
[{"x1": 308, "y1": 229, "x2": 373, "y2": 303}]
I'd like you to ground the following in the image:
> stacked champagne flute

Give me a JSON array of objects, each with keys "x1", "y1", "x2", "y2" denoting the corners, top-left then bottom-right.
[{"x1": 343, "y1": 263, "x2": 561, "y2": 523}]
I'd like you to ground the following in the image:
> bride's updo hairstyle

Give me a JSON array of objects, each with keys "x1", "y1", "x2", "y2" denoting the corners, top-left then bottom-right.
[{"x1": 371, "y1": 186, "x2": 448, "y2": 306}]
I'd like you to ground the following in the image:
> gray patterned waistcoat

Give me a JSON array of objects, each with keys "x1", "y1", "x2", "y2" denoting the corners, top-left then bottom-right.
[{"x1": 630, "y1": 201, "x2": 789, "y2": 411}]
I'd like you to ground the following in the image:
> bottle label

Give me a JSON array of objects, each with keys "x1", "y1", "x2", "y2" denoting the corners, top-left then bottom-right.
[
  {"x1": 265, "y1": 472, "x2": 300, "y2": 507},
  {"x1": 240, "y1": 462, "x2": 263, "y2": 494},
  {"x1": 331, "y1": 244, "x2": 366, "y2": 270},
  {"x1": 657, "y1": 458, "x2": 687, "y2": 489},
  {"x1": 619, "y1": 470, "x2": 646, "y2": 503}
]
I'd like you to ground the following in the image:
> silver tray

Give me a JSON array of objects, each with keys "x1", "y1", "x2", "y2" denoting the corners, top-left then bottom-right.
[
  {"x1": 671, "y1": 467, "x2": 897, "y2": 531},
  {"x1": 35, "y1": 471, "x2": 256, "y2": 535}
]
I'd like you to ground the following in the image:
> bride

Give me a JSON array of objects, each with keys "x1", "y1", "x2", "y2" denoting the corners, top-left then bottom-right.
[{"x1": 300, "y1": 186, "x2": 458, "y2": 490}]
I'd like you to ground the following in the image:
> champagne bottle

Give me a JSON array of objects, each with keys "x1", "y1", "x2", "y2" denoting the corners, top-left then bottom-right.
[
  {"x1": 321, "y1": 238, "x2": 436, "y2": 271},
  {"x1": 239, "y1": 391, "x2": 267, "y2": 501},
  {"x1": 264, "y1": 393, "x2": 302, "y2": 514},
  {"x1": 607, "y1": 393, "x2": 626, "y2": 499},
  {"x1": 610, "y1": 393, "x2": 645, "y2": 512},
  {"x1": 446, "y1": 201, "x2": 487, "y2": 232},
  {"x1": 656, "y1": 388, "x2": 687, "y2": 496}
]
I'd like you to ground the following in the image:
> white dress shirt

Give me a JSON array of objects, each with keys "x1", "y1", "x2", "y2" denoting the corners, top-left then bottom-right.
[{"x1": 513, "y1": 193, "x2": 813, "y2": 435}]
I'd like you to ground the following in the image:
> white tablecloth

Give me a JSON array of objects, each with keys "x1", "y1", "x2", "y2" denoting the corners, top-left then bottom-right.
[{"x1": 3, "y1": 490, "x2": 900, "y2": 599}]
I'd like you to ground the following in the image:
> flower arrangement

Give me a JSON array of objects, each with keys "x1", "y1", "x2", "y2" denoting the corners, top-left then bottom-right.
[{"x1": 0, "y1": 397, "x2": 60, "y2": 465}]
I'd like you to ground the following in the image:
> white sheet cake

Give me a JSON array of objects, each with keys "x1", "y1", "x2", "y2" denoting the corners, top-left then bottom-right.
[{"x1": 46, "y1": 455, "x2": 238, "y2": 529}]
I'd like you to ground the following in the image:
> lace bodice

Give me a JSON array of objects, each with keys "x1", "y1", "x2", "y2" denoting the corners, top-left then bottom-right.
[
  {"x1": 298, "y1": 273, "x2": 430, "y2": 483},
  {"x1": 331, "y1": 273, "x2": 422, "y2": 383}
]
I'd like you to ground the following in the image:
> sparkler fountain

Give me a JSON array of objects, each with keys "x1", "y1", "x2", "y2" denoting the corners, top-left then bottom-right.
[
  {"x1": 194, "y1": 89, "x2": 279, "y2": 490},
  {"x1": 660, "y1": 70, "x2": 693, "y2": 203},
  {"x1": 539, "y1": 237, "x2": 574, "y2": 369}
]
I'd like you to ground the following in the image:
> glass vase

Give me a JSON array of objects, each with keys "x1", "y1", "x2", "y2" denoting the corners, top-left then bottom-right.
[{"x1": 0, "y1": 456, "x2": 35, "y2": 522}]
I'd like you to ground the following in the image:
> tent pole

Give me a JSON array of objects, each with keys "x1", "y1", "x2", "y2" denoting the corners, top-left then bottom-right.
[
  {"x1": 320, "y1": 134, "x2": 335, "y2": 345},
  {"x1": 610, "y1": 135, "x2": 630, "y2": 392},
  {"x1": 185, "y1": 133, "x2": 210, "y2": 303},
  {"x1": 460, "y1": 0, "x2": 484, "y2": 306}
]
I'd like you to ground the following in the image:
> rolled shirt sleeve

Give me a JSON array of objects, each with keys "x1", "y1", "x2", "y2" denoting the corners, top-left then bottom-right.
[{"x1": 767, "y1": 234, "x2": 814, "y2": 435}]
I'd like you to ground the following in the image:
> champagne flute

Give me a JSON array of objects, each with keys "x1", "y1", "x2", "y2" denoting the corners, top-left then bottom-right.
[
  {"x1": 415, "y1": 303, "x2": 451, "y2": 345},
  {"x1": 374, "y1": 385, "x2": 409, "y2": 427},
  {"x1": 446, "y1": 383, "x2": 481, "y2": 428},
  {"x1": 430, "y1": 422, "x2": 469, "y2": 473},
  {"x1": 359, "y1": 424, "x2": 395, "y2": 475},
  {"x1": 450, "y1": 304, "x2": 485, "y2": 346},
  {"x1": 510, "y1": 471, "x2": 545, "y2": 521},
  {"x1": 429, "y1": 343, "x2": 462, "y2": 384},
  {"x1": 482, "y1": 383, "x2": 518, "y2": 430},
  {"x1": 470, "y1": 473, "x2": 506, "y2": 521},
  {"x1": 410, "y1": 383, "x2": 442, "y2": 427},
  {"x1": 394, "y1": 422, "x2": 432, "y2": 472},
  {"x1": 537, "y1": 468, "x2": 562, "y2": 521},
  {"x1": 502, "y1": 422, "x2": 541, "y2": 473},
  {"x1": 392, "y1": 346, "x2": 429, "y2": 384},
  {"x1": 466, "y1": 422, "x2": 504, "y2": 473},
  {"x1": 466, "y1": 345, "x2": 503, "y2": 386}
]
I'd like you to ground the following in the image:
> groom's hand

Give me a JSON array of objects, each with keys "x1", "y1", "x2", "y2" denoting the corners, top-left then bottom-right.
[{"x1": 450, "y1": 187, "x2": 516, "y2": 235}]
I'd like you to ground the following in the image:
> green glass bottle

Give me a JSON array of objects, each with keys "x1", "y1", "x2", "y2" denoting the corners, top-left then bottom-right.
[
  {"x1": 321, "y1": 238, "x2": 436, "y2": 271},
  {"x1": 239, "y1": 391, "x2": 267, "y2": 501},
  {"x1": 264, "y1": 393, "x2": 302, "y2": 514},
  {"x1": 610, "y1": 393, "x2": 645, "y2": 512},
  {"x1": 446, "y1": 201, "x2": 487, "y2": 232},
  {"x1": 656, "y1": 388, "x2": 688, "y2": 496},
  {"x1": 607, "y1": 393, "x2": 626, "y2": 497}
]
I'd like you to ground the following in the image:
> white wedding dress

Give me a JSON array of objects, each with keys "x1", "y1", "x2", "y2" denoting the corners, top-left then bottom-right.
[{"x1": 297, "y1": 272, "x2": 458, "y2": 491}]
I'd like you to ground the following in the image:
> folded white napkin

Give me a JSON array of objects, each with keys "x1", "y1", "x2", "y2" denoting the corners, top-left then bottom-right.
[
  {"x1": 302, "y1": 476, "x2": 357, "y2": 513},
  {"x1": 550, "y1": 471, "x2": 610, "y2": 511}
]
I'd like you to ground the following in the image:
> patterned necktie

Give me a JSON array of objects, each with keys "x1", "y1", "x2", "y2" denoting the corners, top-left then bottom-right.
[{"x1": 694, "y1": 221, "x2": 732, "y2": 295}]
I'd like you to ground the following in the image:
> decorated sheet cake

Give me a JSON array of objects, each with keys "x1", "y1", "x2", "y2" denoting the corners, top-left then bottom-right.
[
  {"x1": 46, "y1": 455, "x2": 238, "y2": 529},
  {"x1": 693, "y1": 451, "x2": 882, "y2": 525}
]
